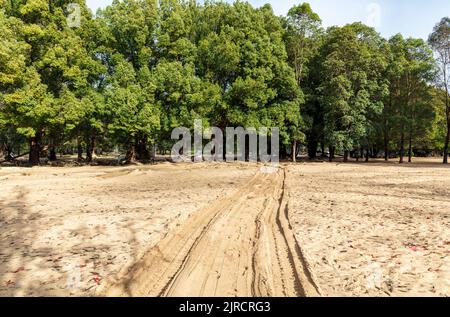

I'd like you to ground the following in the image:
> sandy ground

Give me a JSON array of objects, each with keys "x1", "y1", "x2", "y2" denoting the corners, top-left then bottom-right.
[
  {"x1": 288, "y1": 160, "x2": 450, "y2": 296},
  {"x1": 0, "y1": 163, "x2": 256, "y2": 296},
  {"x1": 0, "y1": 159, "x2": 448, "y2": 297},
  {"x1": 105, "y1": 168, "x2": 319, "y2": 297}
]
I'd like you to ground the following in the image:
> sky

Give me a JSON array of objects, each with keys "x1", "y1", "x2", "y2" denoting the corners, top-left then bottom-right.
[{"x1": 86, "y1": 0, "x2": 450, "y2": 40}]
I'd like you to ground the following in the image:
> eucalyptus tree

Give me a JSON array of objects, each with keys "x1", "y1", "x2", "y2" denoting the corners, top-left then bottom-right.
[
  {"x1": 283, "y1": 3, "x2": 322, "y2": 87},
  {"x1": 99, "y1": 0, "x2": 160, "y2": 161},
  {"x1": 283, "y1": 3, "x2": 322, "y2": 161},
  {"x1": 316, "y1": 23, "x2": 387, "y2": 162},
  {"x1": 429, "y1": 17, "x2": 450, "y2": 163},
  {"x1": 0, "y1": 8, "x2": 31, "y2": 160},
  {"x1": 195, "y1": 2, "x2": 303, "y2": 159},
  {"x1": 0, "y1": 0, "x2": 100, "y2": 165}
]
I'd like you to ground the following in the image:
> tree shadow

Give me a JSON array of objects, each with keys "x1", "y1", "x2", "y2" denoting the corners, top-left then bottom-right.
[
  {"x1": 0, "y1": 187, "x2": 124, "y2": 296},
  {"x1": 0, "y1": 188, "x2": 37, "y2": 296}
]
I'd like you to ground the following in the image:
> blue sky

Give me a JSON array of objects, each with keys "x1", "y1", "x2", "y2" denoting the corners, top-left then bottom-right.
[{"x1": 86, "y1": 0, "x2": 450, "y2": 40}]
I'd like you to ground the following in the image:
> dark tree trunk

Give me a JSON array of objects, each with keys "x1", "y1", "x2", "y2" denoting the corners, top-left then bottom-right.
[
  {"x1": 29, "y1": 131, "x2": 42, "y2": 166},
  {"x1": 384, "y1": 135, "x2": 389, "y2": 162},
  {"x1": 308, "y1": 137, "x2": 318, "y2": 160},
  {"x1": 136, "y1": 136, "x2": 151, "y2": 161},
  {"x1": 444, "y1": 90, "x2": 449, "y2": 164},
  {"x1": 384, "y1": 96, "x2": 391, "y2": 161},
  {"x1": 126, "y1": 144, "x2": 136, "y2": 163},
  {"x1": 77, "y1": 136, "x2": 84, "y2": 162},
  {"x1": 356, "y1": 151, "x2": 360, "y2": 162},
  {"x1": 443, "y1": 71, "x2": 449, "y2": 164},
  {"x1": 328, "y1": 146, "x2": 335, "y2": 162},
  {"x1": 48, "y1": 144, "x2": 57, "y2": 161},
  {"x1": 365, "y1": 148, "x2": 369, "y2": 162},
  {"x1": 4, "y1": 145, "x2": 13, "y2": 161},
  {"x1": 245, "y1": 136, "x2": 250, "y2": 162},
  {"x1": 399, "y1": 129, "x2": 405, "y2": 164},
  {"x1": 343, "y1": 150, "x2": 349, "y2": 162},
  {"x1": 444, "y1": 124, "x2": 450, "y2": 164}
]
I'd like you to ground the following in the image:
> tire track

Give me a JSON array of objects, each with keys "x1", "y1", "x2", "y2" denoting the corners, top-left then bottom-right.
[{"x1": 104, "y1": 168, "x2": 321, "y2": 297}]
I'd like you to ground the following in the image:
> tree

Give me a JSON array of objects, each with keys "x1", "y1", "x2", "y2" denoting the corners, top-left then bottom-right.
[
  {"x1": 395, "y1": 38, "x2": 435, "y2": 163},
  {"x1": 0, "y1": 6, "x2": 52, "y2": 165},
  {"x1": 0, "y1": 9, "x2": 30, "y2": 160},
  {"x1": 429, "y1": 17, "x2": 450, "y2": 163},
  {"x1": 283, "y1": 3, "x2": 321, "y2": 87},
  {"x1": 316, "y1": 24, "x2": 386, "y2": 162},
  {"x1": 283, "y1": 3, "x2": 321, "y2": 161},
  {"x1": 0, "y1": 1, "x2": 446, "y2": 166},
  {"x1": 195, "y1": 2, "x2": 303, "y2": 159},
  {"x1": 0, "y1": 0, "x2": 100, "y2": 165}
]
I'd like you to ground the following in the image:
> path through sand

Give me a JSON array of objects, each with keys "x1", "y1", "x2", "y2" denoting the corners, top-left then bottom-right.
[{"x1": 104, "y1": 168, "x2": 320, "y2": 297}]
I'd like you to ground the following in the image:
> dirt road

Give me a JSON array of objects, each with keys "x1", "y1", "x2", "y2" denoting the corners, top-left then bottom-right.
[{"x1": 104, "y1": 168, "x2": 320, "y2": 297}]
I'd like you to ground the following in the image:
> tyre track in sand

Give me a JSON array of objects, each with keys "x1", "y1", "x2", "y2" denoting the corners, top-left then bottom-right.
[{"x1": 104, "y1": 168, "x2": 321, "y2": 297}]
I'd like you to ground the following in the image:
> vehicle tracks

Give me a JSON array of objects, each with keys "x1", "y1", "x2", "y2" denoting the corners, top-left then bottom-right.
[{"x1": 105, "y1": 168, "x2": 320, "y2": 297}]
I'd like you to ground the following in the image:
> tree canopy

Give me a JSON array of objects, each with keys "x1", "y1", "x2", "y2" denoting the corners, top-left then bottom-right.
[{"x1": 0, "y1": 1, "x2": 448, "y2": 165}]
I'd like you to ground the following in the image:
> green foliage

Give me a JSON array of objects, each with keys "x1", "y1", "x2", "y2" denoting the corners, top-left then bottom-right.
[
  {"x1": 316, "y1": 23, "x2": 387, "y2": 152},
  {"x1": 0, "y1": 1, "x2": 446, "y2": 163}
]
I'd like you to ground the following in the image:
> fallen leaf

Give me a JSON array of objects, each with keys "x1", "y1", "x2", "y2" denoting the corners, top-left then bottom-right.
[
  {"x1": 12, "y1": 267, "x2": 25, "y2": 274},
  {"x1": 4, "y1": 280, "x2": 15, "y2": 287},
  {"x1": 91, "y1": 275, "x2": 101, "y2": 285}
]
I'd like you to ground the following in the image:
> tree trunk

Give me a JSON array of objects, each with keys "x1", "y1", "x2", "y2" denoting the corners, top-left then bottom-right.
[
  {"x1": 4, "y1": 145, "x2": 13, "y2": 161},
  {"x1": 86, "y1": 136, "x2": 95, "y2": 163},
  {"x1": 29, "y1": 131, "x2": 42, "y2": 166},
  {"x1": 343, "y1": 150, "x2": 349, "y2": 162},
  {"x1": 365, "y1": 148, "x2": 369, "y2": 162},
  {"x1": 126, "y1": 144, "x2": 136, "y2": 163},
  {"x1": 328, "y1": 146, "x2": 335, "y2": 162},
  {"x1": 292, "y1": 140, "x2": 297, "y2": 163},
  {"x1": 372, "y1": 146, "x2": 377, "y2": 159},
  {"x1": 136, "y1": 136, "x2": 151, "y2": 161},
  {"x1": 408, "y1": 130, "x2": 413, "y2": 163},
  {"x1": 151, "y1": 143, "x2": 157, "y2": 162},
  {"x1": 384, "y1": 94, "x2": 391, "y2": 161},
  {"x1": 399, "y1": 130, "x2": 405, "y2": 164},
  {"x1": 48, "y1": 144, "x2": 57, "y2": 161},
  {"x1": 307, "y1": 137, "x2": 318, "y2": 160},
  {"x1": 444, "y1": 90, "x2": 449, "y2": 164},
  {"x1": 77, "y1": 136, "x2": 84, "y2": 162},
  {"x1": 444, "y1": 124, "x2": 450, "y2": 164},
  {"x1": 443, "y1": 67, "x2": 449, "y2": 164},
  {"x1": 384, "y1": 134, "x2": 389, "y2": 161}
]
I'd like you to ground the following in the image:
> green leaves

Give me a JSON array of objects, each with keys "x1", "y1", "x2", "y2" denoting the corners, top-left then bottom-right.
[
  {"x1": 0, "y1": 1, "x2": 445, "y2": 163},
  {"x1": 314, "y1": 24, "x2": 387, "y2": 151}
]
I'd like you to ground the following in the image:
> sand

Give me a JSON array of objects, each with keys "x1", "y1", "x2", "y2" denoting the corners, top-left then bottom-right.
[
  {"x1": 0, "y1": 159, "x2": 448, "y2": 297},
  {"x1": 0, "y1": 163, "x2": 256, "y2": 296},
  {"x1": 287, "y1": 160, "x2": 450, "y2": 296},
  {"x1": 104, "y1": 168, "x2": 319, "y2": 297}
]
